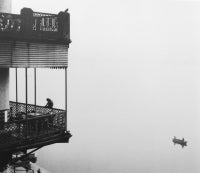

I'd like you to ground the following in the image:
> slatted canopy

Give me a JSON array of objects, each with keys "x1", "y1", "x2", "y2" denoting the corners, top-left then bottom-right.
[{"x1": 0, "y1": 40, "x2": 68, "y2": 68}]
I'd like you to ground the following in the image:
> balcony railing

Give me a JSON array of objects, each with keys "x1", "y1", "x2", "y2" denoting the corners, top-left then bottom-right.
[
  {"x1": 0, "y1": 8, "x2": 70, "y2": 44},
  {"x1": 0, "y1": 101, "x2": 70, "y2": 151}
]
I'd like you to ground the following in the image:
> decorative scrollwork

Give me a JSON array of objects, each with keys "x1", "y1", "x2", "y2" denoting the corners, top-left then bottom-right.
[
  {"x1": 33, "y1": 16, "x2": 58, "y2": 32},
  {"x1": 33, "y1": 12, "x2": 55, "y2": 17},
  {"x1": 0, "y1": 13, "x2": 21, "y2": 32},
  {"x1": 0, "y1": 8, "x2": 70, "y2": 43}
]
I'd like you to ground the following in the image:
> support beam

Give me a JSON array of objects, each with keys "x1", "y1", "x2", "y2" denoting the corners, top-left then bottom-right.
[
  {"x1": 0, "y1": 69, "x2": 9, "y2": 110},
  {"x1": 12, "y1": 146, "x2": 43, "y2": 164},
  {"x1": 34, "y1": 68, "x2": 36, "y2": 112},
  {"x1": 25, "y1": 68, "x2": 28, "y2": 139},
  {"x1": 16, "y1": 68, "x2": 18, "y2": 102},
  {"x1": 65, "y1": 68, "x2": 67, "y2": 131},
  {"x1": 16, "y1": 68, "x2": 18, "y2": 112},
  {"x1": 0, "y1": 0, "x2": 11, "y2": 121}
]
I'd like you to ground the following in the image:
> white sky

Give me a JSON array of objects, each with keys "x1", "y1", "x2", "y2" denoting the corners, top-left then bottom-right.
[{"x1": 9, "y1": 0, "x2": 200, "y2": 173}]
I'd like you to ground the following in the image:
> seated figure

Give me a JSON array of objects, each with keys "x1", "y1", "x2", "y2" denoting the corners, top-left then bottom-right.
[{"x1": 45, "y1": 98, "x2": 53, "y2": 109}]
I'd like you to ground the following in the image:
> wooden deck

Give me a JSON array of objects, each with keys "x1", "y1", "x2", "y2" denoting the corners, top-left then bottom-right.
[{"x1": 0, "y1": 101, "x2": 72, "y2": 153}]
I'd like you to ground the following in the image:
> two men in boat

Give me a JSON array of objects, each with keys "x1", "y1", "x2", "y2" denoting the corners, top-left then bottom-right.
[{"x1": 172, "y1": 136, "x2": 187, "y2": 148}]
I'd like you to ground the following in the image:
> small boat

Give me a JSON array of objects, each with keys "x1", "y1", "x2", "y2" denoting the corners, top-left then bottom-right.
[{"x1": 172, "y1": 136, "x2": 187, "y2": 148}]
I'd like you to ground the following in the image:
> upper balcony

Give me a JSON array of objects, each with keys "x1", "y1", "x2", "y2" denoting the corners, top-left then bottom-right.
[
  {"x1": 0, "y1": 8, "x2": 71, "y2": 44},
  {"x1": 0, "y1": 8, "x2": 71, "y2": 68}
]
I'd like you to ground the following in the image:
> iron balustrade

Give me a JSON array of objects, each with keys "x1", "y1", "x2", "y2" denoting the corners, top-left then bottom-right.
[
  {"x1": 33, "y1": 16, "x2": 58, "y2": 32},
  {"x1": 33, "y1": 11, "x2": 58, "y2": 32},
  {"x1": 0, "y1": 8, "x2": 70, "y2": 44},
  {"x1": 0, "y1": 101, "x2": 67, "y2": 147},
  {"x1": 33, "y1": 11, "x2": 56, "y2": 17},
  {"x1": 0, "y1": 13, "x2": 21, "y2": 32}
]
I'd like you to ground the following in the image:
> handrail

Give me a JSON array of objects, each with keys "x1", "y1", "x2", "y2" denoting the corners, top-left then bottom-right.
[
  {"x1": 7, "y1": 112, "x2": 64, "y2": 123},
  {"x1": 9, "y1": 101, "x2": 64, "y2": 112},
  {"x1": 33, "y1": 11, "x2": 56, "y2": 17}
]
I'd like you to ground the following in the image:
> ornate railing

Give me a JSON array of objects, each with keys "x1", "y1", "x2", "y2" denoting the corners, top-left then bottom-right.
[
  {"x1": 0, "y1": 101, "x2": 67, "y2": 146},
  {"x1": 0, "y1": 13, "x2": 21, "y2": 32},
  {"x1": 33, "y1": 15, "x2": 58, "y2": 32},
  {"x1": 0, "y1": 8, "x2": 70, "y2": 44}
]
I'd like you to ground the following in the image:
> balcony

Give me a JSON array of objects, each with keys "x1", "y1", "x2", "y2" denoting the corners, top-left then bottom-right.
[
  {"x1": 0, "y1": 101, "x2": 72, "y2": 153},
  {"x1": 0, "y1": 8, "x2": 70, "y2": 68},
  {"x1": 0, "y1": 8, "x2": 70, "y2": 44}
]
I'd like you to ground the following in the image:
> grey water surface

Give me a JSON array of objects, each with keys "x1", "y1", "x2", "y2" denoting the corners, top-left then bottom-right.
[{"x1": 10, "y1": 0, "x2": 200, "y2": 172}]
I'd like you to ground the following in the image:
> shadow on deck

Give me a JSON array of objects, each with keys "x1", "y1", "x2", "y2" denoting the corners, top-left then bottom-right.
[{"x1": 0, "y1": 101, "x2": 71, "y2": 153}]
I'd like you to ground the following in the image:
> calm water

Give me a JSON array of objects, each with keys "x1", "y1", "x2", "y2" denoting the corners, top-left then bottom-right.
[
  {"x1": 8, "y1": 0, "x2": 200, "y2": 172},
  {"x1": 9, "y1": 66, "x2": 200, "y2": 173}
]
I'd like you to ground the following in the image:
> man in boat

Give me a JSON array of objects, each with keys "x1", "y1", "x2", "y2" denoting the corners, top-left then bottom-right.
[
  {"x1": 45, "y1": 98, "x2": 53, "y2": 109},
  {"x1": 172, "y1": 136, "x2": 187, "y2": 148}
]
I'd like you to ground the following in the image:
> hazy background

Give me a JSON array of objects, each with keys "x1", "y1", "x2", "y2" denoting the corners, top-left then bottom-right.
[{"x1": 9, "y1": 0, "x2": 200, "y2": 172}]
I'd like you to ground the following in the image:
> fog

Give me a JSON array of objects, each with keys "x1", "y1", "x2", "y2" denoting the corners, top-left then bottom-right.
[{"x1": 10, "y1": 0, "x2": 200, "y2": 172}]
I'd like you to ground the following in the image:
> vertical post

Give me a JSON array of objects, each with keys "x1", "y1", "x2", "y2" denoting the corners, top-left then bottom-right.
[
  {"x1": 4, "y1": 110, "x2": 7, "y2": 122},
  {"x1": 65, "y1": 68, "x2": 67, "y2": 131},
  {"x1": 0, "y1": 0, "x2": 11, "y2": 127},
  {"x1": 34, "y1": 68, "x2": 36, "y2": 112},
  {"x1": 58, "y1": 11, "x2": 70, "y2": 41},
  {"x1": 20, "y1": 8, "x2": 33, "y2": 37},
  {"x1": 25, "y1": 68, "x2": 28, "y2": 138},
  {"x1": 16, "y1": 68, "x2": 18, "y2": 112}
]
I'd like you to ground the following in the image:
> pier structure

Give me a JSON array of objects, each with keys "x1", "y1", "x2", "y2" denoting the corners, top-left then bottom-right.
[{"x1": 0, "y1": 1, "x2": 72, "y2": 163}]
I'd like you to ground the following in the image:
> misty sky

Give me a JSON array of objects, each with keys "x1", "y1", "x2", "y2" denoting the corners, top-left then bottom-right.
[{"x1": 9, "y1": 0, "x2": 200, "y2": 172}]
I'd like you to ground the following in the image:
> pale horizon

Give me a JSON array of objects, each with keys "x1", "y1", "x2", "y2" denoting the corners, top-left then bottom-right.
[{"x1": 8, "y1": 0, "x2": 200, "y2": 172}]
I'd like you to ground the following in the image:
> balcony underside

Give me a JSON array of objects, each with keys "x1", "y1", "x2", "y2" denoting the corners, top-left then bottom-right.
[
  {"x1": 0, "y1": 130, "x2": 71, "y2": 153},
  {"x1": 0, "y1": 101, "x2": 72, "y2": 153}
]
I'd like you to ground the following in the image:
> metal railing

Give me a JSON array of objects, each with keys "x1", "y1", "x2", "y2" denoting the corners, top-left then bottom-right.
[
  {"x1": 0, "y1": 8, "x2": 70, "y2": 44},
  {"x1": 0, "y1": 13, "x2": 21, "y2": 32},
  {"x1": 0, "y1": 101, "x2": 66, "y2": 146}
]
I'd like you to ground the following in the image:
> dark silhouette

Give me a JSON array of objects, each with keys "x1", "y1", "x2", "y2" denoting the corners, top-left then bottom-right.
[
  {"x1": 45, "y1": 98, "x2": 53, "y2": 109},
  {"x1": 0, "y1": 152, "x2": 12, "y2": 172},
  {"x1": 37, "y1": 168, "x2": 41, "y2": 173},
  {"x1": 172, "y1": 136, "x2": 187, "y2": 148}
]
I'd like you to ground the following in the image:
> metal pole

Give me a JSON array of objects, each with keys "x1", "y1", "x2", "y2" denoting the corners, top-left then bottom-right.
[
  {"x1": 16, "y1": 68, "x2": 18, "y2": 112},
  {"x1": 65, "y1": 68, "x2": 67, "y2": 131},
  {"x1": 25, "y1": 68, "x2": 28, "y2": 139},
  {"x1": 34, "y1": 68, "x2": 36, "y2": 112}
]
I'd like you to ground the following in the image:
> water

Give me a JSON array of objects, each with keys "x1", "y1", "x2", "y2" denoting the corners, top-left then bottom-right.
[
  {"x1": 9, "y1": 66, "x2": 200, "y2": 173},
  {"x1": 7, "y1": 0, "x2": 200, "y2": 172}
]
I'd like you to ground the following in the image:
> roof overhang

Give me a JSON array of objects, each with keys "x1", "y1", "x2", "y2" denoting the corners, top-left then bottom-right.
[{"x1": 0, "y1": 40, "x2": 68, "y2": 68}]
